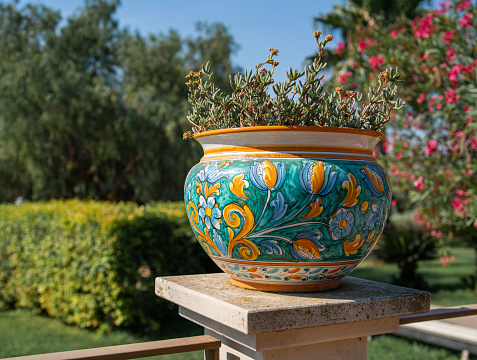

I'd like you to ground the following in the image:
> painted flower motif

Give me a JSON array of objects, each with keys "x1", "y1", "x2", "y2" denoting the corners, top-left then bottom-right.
[
  {"x1": 185, "y1": 183, "x2": 192, "y2": 201},
  {"x1": 344, "y1": 235, "x2": 364, "y2": 256},
  {"x1": 198, "y1": 163, "x2": 228, "y2": 183},
  {"x1": 329, "y1": 208, "x2": 354, "y2": 240},
  {"x1": 299, "y1": 161, "x2": 337, "y2": 195},
  {"x1": 211, "y1": 230, "x2": 228, "y2": 257},
  {"x1": 364, "y1": 204, "x2": 383, "y2": 231},
  {"x1": 260, "y1": 240, "x2": 283, "y2": 256},
  {"x1": 249, "y1": 160, "x2": 285, "y2": 191},
  {"x1": 291, "y1": 232, "x2": 325, "y2": 260},
  {"x1": 361, "y1": 166, "x2": 385, "y2": 198},
  {"x1": 270, "y1": 192, "x2": 288, "y2": 222},
  {"x1": 198, "y1": 195, "x2": 222, "y2": 230}
]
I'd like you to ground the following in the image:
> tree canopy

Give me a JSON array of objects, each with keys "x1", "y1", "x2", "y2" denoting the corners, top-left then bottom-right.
[{"x1": 0, "y1": 0, "x2": 238, "y2": 202}]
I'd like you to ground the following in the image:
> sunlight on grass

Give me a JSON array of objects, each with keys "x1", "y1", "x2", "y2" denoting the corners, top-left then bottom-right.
[
  {"x1": 0, "y1": 309, "x2": 202, "y2": 359},
  {"x1": 352, "y1": 247, "x2": 477, "y2": 306},
  {"x1": 368, "y1": 335, "x2": 475, "y2": 360}
]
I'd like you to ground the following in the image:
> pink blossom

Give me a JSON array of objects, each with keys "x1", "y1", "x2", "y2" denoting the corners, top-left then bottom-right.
[
  {"x1": 369, "y1": 55, "x2": 385, "y2": 70},
  {"x1": 414, "y1": 176, "x2": 426, "y2": 191},
  {"x1": 414, "y1": 210, "x2": 426, "y2": 225},
  {"x1": 442, "y1": 31, "x2": 455, "y2": 43},
  {"x1": 338, "y1": 71, "x2": 353, "y2": 83},
  {"x1": 390, "y1": 29, "x2": 399, "y2": 38},
  {"x1": 391, "y1": 164, "x2": 399, "y2": 176},
  {"x1": 457, "y1": 0, "x2": 471, "y2": 10},
  {"x1": 471, "y1": 138, "x2": 477, "y2": 150},
  {"x1": 412, "y1": 14, "x2": 437, "y2": 39},
  {"x1": 336, "y1": 42, "x2": 345, "y2": 56},
  {"x1": 417, "y1": 93, "x2": 426, "y2": 104},
  {"x1": 396, "y1": 152, "x2": 402, "y2": 159},
  {"x1": 453, "y1": 192, "x2": 469, "y2": 215},
  {"x1": 452, "y1": 144, "x2": 459, "y2": 152},
  {"x1": 447, "y1": 64, "x2": 463, "y2": 84},
  {"x1": 464, "y1": 106, "x2": 470, "y2": 112},
  {"x1": 446, "y1": 48, "x2": 456, "y2": 61},
  {"x1": 456, "y1": 188, "x2": 469, "y2": 197},
  {"x1": 391, "y1": 200, "x2": 397, "y2": 207},
  {"x1": 459, "y1": 13, "x2": 473, "y2": 28},
  {"x1": 445, "y1": 88, "x2": 460, "y2": 103},
  {"x1": 358, "y1": 38, "x2": 375, "y2": 53},
  {"x1": 425, "y1": 139, "x2": 438, "y2": 154},
  {"x1": 431, "y1": 230, "x2": 442, "y2": 239}
]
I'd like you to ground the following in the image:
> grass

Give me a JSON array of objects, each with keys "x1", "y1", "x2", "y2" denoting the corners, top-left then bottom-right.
[
  {"x1": 1, "y1": 247, "x2": 476, "y2": 359},
  {"x1": 368, "y1": 335, "x2": 477, "y2": 360},
  {"x1": 352, "y1": 247, "x2": 477, "y2": 306},
  {"x1": 0, "y1": 309, "x2": 203, "y2": 360}
]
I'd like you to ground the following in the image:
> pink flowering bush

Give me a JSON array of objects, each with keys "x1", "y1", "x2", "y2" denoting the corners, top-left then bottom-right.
[{"x1": 326, "y1": 0, "x2": 476, "y2": 279}]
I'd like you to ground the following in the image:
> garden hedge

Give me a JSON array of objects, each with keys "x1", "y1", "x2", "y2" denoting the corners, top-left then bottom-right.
[{"x1": 0, "y1": 200, "x2": 216, "y2": 332}]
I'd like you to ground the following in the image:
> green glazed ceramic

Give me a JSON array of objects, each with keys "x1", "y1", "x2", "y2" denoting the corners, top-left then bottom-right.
[{"x1": 184, "y1": 126, "x2": 391, "y2": 292}]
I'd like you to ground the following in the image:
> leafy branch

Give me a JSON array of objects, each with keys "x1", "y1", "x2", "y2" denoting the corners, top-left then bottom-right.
[{"x1": 184, "y1": 31, "x2": 404, "y2": 138}]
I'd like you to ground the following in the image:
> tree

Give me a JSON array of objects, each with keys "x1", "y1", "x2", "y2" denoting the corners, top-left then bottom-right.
[
  {"x1": 313, "y1": 0, "x2": 429, "y2": 68},
  {"x1": 0, "y1": 0, "x2": 238, "y2": 202},
  {"x1": 323, "y1": 0, "x2": 477, "y2": 289}
]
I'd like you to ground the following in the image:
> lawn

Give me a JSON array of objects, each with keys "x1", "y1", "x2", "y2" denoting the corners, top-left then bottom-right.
[
  {"x1": 0, "y1": 309, "x2": 204, "y2": 360},
  {"x1": 352, "y1": 247, "x2": 477, "y2": 306},
  {"x1": 1, "y1": 247, "x2": 476, "y2": 359}
]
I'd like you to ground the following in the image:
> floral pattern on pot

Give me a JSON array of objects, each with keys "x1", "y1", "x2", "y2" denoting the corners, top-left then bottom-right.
[{"x1": 185, "y1": 157, "x2": 391, "y2": 291}]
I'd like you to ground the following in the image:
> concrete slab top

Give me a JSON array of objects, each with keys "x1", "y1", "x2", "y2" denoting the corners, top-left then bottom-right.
[{"x1": 156, "y1": 273, "x2": 430, "y2": 334}]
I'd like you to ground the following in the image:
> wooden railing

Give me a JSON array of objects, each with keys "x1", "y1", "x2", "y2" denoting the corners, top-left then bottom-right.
[
  {"x1": 2, "y1": 335, "x2": 221, "y2": 360},
  {"x1": 399, "y1": 304, "x2": 477, "y2": 325},
  {"x1": 3, "y1": 305, "x2": 477, "y2": 360}
]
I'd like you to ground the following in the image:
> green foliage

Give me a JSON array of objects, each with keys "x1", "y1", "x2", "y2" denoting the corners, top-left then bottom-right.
[
  {"x1": 318, "y1": 0, "x2": 477, "y2": 288},
  {"x1": 0, "y1": 200, "x2": 216, "y2": 332},
  {"x1": 185, "y1": 32, "x2": 403, "y2": 135},
  {"x1": 375, "y1": 222, "x2": 437, "y2": 288},
  {"x1": 0, "y1": 1, "x2": 238, "y2": 202}
]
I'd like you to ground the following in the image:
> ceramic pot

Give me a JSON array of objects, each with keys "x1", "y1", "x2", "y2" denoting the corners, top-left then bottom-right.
[{"x1": 184, "y1": 126, "x2": 391, "y2": 292}]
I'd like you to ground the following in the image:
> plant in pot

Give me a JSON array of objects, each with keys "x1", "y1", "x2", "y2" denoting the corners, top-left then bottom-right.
[{"x1": 183, "y1": 31, "x2": 403, "y2": 292}]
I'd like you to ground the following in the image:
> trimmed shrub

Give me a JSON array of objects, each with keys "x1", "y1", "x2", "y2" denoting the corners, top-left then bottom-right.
[{"x1": 0, "y1": 200, "x2": 216, "y2": 332}]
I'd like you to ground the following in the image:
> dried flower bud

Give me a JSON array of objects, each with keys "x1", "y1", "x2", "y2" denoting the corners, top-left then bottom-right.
[
  {"x1": 183, "y1": 131, "x2": 192, "y2": 140},
  {"x1": 325, "y1": 34, "x2": 333, "y2": 42},
  {"x1": 346, "y1": 90, "x2": 357, "y2": 99},
  {"x1": 186, "y1": 71, "x2": 195, "y2": 79},
  {"x1": 198, "y1": 70, "x2": 204, "y2": 76},
  {"x1": 335, "y1": 87, "x2": 344, "y2": 93},
  {"x1": 269, "y1": 47, "x2": 279, "y2": 56},
  {"x1": 272, "y1": 61, "x2": 279, "y2": 67},
  {"x1": 379, "y1": 71, "x2": 389, "y2": 79},
  {"x1": 313, "y1": 30, "x2": 322, "y2": 38}
]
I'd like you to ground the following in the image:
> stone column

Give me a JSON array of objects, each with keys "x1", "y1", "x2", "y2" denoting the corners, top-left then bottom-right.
[{"x1": 156, "y1": 274, "x2": 430, "y2": 360}]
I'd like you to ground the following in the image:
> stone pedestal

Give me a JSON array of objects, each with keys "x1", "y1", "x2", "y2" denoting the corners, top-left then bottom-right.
[{"x1": 156, "y1": 274, "x2": 430, "y2": 360}]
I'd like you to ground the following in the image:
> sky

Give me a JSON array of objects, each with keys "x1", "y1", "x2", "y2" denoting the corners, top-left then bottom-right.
[{"x1": 18, "y1": 0, "x2": 345, "y2": 82}]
